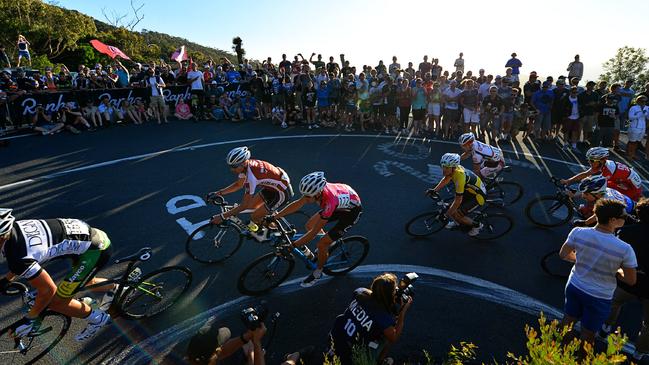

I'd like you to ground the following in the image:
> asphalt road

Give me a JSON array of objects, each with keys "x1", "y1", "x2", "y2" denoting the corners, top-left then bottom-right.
[{"x1": 1, "y1": 120, "x2": 648, "y2": 364}]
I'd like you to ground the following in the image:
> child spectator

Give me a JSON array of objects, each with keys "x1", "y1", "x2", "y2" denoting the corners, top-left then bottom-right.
[
  {"x1": 134, "y1": 99, "x2": 149, "y2": 123},
  {"x1": 241, "y1": 94, "x2": 260, "y2": 121},
  {"x1": 174, "y1": 97, "x2": 193, "y2": 120},
  {"x1": 98, "y1": 96, "x2": 122, "y2": 126},
  {"x1": 119, "y1": 100, "x2": 141, "y2": 124}
]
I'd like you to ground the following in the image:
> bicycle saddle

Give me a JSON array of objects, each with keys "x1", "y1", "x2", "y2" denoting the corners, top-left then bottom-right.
[{"x1": 114, "y1": 247, "x2": 153, "y2": 264}]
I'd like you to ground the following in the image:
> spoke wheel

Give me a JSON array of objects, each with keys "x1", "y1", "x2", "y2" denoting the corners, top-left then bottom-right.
[
  {"x1": 0, "y1": 311, "x2": 70, "y2": 365},
  {"x1": 186, "y1": 222, "x2": 243, "y2": 264},
  {"x1": 405, "y1": 211, "x2": 446, "y2": 237},
  {"x1": 525, "y1": 196, "x2": 574, "y2": 227},
  {"x1": 323, "y1": 236, "x2": 370, "y2": 276},
  {"x1": 118, "y1": 266, "x2": 193, "y2": 320},
  {"x1": 472, "y1": 213, "x2": 514, "y2": 240},
  {"x1": 541, "y1": 249, "x2": 571, "y2": 279},
  {"x1": 237, "y1": 253, "x2": 295, "y2": 296}
]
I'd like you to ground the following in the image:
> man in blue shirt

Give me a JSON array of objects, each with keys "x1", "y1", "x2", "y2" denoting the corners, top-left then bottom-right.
[
  {"x1": 505, "y1": 53, "x2": 523, "y2": 82},
  {"x1": 532, "y1": 81, "x2": 554, "y2": 140},
  {"x1": 615, "y1": 79, "x2": 635, "y2": 150}
]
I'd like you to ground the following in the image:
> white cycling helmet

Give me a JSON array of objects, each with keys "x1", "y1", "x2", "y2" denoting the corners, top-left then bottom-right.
[
  {"x1": 226, "y1": 146, "x2": 251, "y2": 166},
  {"x1": 0, "y1": 208, "x2": 15, "y2": 236},
  {"x1": 586, "y1": 147, "x2": 609, "y2": 161},
  {"x1": 458, "y1": 132, "x2": 475, "y2": 145},
  {"x1": 578, "y1": 175, "x2": 608, "y2": 195},
  {"x1": 299, "y1": 171, "x2": 327, "y2": 197},
  {"x1": 440, "y1": 153, "x2": 461, "y2": 168}
]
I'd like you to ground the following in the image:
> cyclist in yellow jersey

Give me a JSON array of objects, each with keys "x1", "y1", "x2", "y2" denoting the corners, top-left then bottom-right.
[{"x1": 427, "y1": 153, "x2": 487, "y2": 236}]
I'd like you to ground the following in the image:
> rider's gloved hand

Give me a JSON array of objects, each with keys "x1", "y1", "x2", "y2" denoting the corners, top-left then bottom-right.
[
  {"x1": 205, "y1": 192, "x2": 220, "y2": 203},
  {"x1": 263, "y1": 215, "x2": 275, "y2": 224},
  {"x1": 11, "y1": 316, "x2": 42, "y2": 338},
  {"x1": 572, "y1": 219, "x2": 587, "y2": 227}
]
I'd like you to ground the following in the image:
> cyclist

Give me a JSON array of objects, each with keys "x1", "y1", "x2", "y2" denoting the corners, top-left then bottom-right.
[
  {"x1": 209, "y1": 146, "x2": 293, "y2": 241},
  {"x1": 458, "y1": 132, "x2": 505, "y2": 179},
  {"x1": 0, "y1": 208, "x2": 113, "y2": 342},
  {"x1": 427, "y1": 153, "x2": 487, "y2": 236},
  {"x1": 272, "y1": 172, "x2": 362, "y2": 288},
  {"x1": 571, "y1": 175, "x2": 635, "y2": 226},
  {"x1": 561, "y1": 147, "x2": 644, "y2": 202}
]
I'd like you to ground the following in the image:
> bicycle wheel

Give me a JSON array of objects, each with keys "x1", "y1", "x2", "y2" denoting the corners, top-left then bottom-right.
[
  {"x1": 472, "y1": 213, "x2": 514, "y2": 240},
  {"x1": 323, "y1": 236, "x2": 370, "y2": 276},
  {"x1": 488, "y1": 181, "x2": 524, "y2": 206},
  {"x1": 405, "y1": 211, "x2": 446, "y2": 237},
  {"x1": 0, "y1": 311, "x2": 70, "y2": 365},
  {"x1": 541, "y1": 249, "x2": 571, "y2": 279},
  {"x1": 237, "y1": 253, "x2": 295, "y2": 296},
  {"x1": 118, "y1": 266, "x2": 193, "y2": 320},
  {"x1": 525, "y1": 196, "x2": 574, "y2": 228},
  {"x1": 186, "y1": 222, "x2": 243, "y2": 264}
]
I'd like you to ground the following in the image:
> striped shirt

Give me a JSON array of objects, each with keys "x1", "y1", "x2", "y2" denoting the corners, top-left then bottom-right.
[{"x1": 565, "y1": 227, "x2": 637, "y2": 299}]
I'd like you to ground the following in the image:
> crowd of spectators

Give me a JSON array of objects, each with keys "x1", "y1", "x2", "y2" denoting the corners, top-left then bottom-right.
[{"x1": 1, "y1": 50, "x2": 648, "y2": 160}]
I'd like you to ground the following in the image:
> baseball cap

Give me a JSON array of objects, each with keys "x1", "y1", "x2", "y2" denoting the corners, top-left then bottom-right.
[
  {"x1": 529, "y1": 71, "x2": 538, "y2": 77},
  {"x1": 495, "y1": 75, "x2": 502, "y2": 79}
]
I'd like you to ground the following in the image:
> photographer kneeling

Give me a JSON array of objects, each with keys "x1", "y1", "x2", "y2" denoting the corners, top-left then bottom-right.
[{"x1": 327, "y1": 273, "x2": 415, "y2": 365}]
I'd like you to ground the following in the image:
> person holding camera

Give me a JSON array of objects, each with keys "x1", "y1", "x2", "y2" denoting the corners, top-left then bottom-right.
[
  {"x1": 32, "y1": 104, "x2": 65, "y2": 135},
  {"x1": 327, "y1": 273, "x2": 414, "y2": 365}
]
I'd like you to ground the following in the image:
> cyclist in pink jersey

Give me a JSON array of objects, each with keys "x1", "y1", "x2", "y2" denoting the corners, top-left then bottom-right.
[{"x1": 273, "y1": 172, "x2": 362, "y2": 287}]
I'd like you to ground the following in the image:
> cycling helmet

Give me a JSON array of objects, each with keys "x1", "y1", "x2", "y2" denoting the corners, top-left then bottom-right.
[
  {"x1": 578, "y1": 175, "x2": 608, "y2": 195},
  {"x1": 299, "y1": 171, "x2": 327, "y2": 197},
  {"x1": 585, "y1": 147, "x2": 609, "y2": 161},
  {"x1": 440, "y1": 153, "x2": 461, "y2": 168},
  {"x1": 226, "y1": 146, "x2": 251, "y2": 166},
  {"x1": 0, "y1": 208, "x2": 15, "y2": 236},
  {"x1": 458, "y1": 132, "x2": 475, "y2": 145}
]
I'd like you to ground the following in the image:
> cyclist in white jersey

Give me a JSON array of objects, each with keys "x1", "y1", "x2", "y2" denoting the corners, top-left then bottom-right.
[
  {"x1": 0, "y1": 209, "x2": 113, "y2": 342},
  {"x1": 458, "y1": 132, "x2": 505, "y2": 179}
]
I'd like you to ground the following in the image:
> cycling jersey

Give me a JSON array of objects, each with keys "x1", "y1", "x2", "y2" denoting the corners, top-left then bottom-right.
[
  {"x1": 603, "y1": 188, "x2": 635, "y2": 214},
  {"x1": 239, "y1": 159, "x2": 291, "y2": 195},
  {"x1": 471, "y1": 140, "x2": 504, "y2": 165},
  {"x1": 2, "y1": 219, "x2": 112, "y2": 298},
  {"x1": 319, "y1": 183, "x2": 362, "y2": 220},
  {"x1": 598, "y1": 160, "x2": 643, "y2": 201},
  {"x1": 451, "y1": 166, "x2": 487, "y2": 205}
]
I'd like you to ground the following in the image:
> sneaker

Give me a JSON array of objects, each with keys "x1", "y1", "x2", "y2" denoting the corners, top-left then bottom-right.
[
  {"x1": 445, "y1": 221, "x2": 459, "y2": 229},
  {"x1": 598, "y1": 323, "x2": 613, "y2": 338},
  {"x1": 468, "y1": 223, "x2": 484, "y2": 237},
  {"x1": 300, "y1": 272, "x2": 322, "y2": 288},
  {"x1": 633, "y1": 350, "x2": 648, "y2": 361},
  {"x1": 281, "y1": 122, "x2": 288, "y2": 129},
  {"x1": 75, "y1": 310, "x2": 111, "y2": 341}
]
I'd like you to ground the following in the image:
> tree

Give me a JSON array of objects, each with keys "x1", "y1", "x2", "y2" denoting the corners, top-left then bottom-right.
[
  {"x1": 600, "y1": 46, "x2": 649, "y2": 86},
  {"x1": 101, "y1": 0, "x2": 144, "y2": 31},
  {"x1": 232, "y1": 36, "x2": 245, "y2": 65}
]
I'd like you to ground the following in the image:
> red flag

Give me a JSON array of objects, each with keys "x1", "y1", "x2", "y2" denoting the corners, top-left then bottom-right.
[
  {"x1": 171, "y1": 46, "x2": 188, "y2": 63},
  {"x1": 89, "y1": 40, "x2": 131, "y2": 60}
]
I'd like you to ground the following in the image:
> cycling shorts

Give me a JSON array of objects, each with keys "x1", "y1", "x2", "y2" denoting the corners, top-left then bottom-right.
[
  {"x1": 259, "y1": 185, "x2": 294, "y2": 211},
  {"x1": 56, "y1": 228, "x2": 112, "y2": 298},
  {"x1": 324, "y1": 206, "x2": 362, "y2": 241},
  {"x1": 459, "y1": 193, "x2": 482, "y2": 215}
]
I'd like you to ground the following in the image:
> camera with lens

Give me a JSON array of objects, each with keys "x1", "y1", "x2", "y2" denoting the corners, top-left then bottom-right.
[
  {"x1": 395, "y1": 272, "x2": 418, "y2": 311},
  {"x1": 240, "y1": 302, "x2": 268, "y2": 331}
]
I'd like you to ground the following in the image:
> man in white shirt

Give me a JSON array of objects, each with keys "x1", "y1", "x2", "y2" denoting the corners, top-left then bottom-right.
[
  {"x1": 559, "y1": 198, "x2": 637, "y2": 346},
  {"x1": 627, "y1": 95, "x2": 648, "y2": 160},
  {"x1": 187, "y1": 63, "x2": 205, "y2": 119},
  {"x1": 144, "y1": 68, "x2": 168, "y2": 124}
]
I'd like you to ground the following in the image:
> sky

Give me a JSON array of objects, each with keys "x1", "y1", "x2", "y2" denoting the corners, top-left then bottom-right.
[{"x1": 59, "y1": 0, "x2": 649, "y2": 82}]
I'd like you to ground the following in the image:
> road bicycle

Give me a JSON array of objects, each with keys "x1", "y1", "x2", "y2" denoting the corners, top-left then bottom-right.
[
  {"x1": 237, "y1": 216, "x2": 369, "y2": 295},
  {"x1": 540, "y1": 249, "x2": 572, "y2": 278},
  {"x1": 405, "y1": 192, "x2": 514, "y2": 240},
  {"x1": 525, "y1": 177, "x2": 584, "y2": 228},
  {"x1": 0, "y1": 247, "x2": 192, "y2": 364},
  {"x1": 483, "y1": 166, "x2": 524, "y2": 207},
  {"x1": 186, "y1": 195, "x2": 309, "y2": 264}
]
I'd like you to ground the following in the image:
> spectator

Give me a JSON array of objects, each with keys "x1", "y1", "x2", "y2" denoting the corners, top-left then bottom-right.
[
  {"x1": 410, "y1": 78, "x2": 427, "y2": 136},
  {"x1": 531, "y1": 81, "x2": 554, "y2": 140},
  {"x1": 114, "y1": 60, "x2": 130, "y2": 88},
  {"x1": 478, "y1": 74, "x2": 494, "y2": 101},
  {"x1": 454, "y1": 52, "x2": 465, "y2": 73},
  {"x1": 442, "y1": 80, "x2": 462, "y2": 140},
  {"x1": 144, "y1": 68, "x2": 168, "y2": 124},
  {"x1": 43, "y1": 68, "x2": 58, "y2": 91},
  {"x1": 563, "y1": 86, "x2": 581, "y2": 150},
  {"x1": 16, "y1": 35, "x2": 31, "y2": 67},
  {"x1": 134, "y1": 99, "x2": 149, "y2": 123},
  {"x1": 119, "y1": 100, "x2": 141, "y2": 124},
  {"x1": 559, "y1": 198, "x2": 637, "y2": 347},
  {"x1": 578, "y1": 81, "x2": 600, "y2": 144},
  {"x1": 481, "y1": 86, "x2": 503, "y2": 142},
  {"x1": 388, "y1": 56, "x2": 400, "y2": 78},
  {"x1": 505, "y1": 52, "x2": 522, "y2": 82},
  {"x1": 174, "y1": 97, "x2": 193, "y2": 120},
  {"x1": 98, "y1": 96, "x2": 122, "y2": 125},
  {"x1": 16, "y1": 69, "x2": 37, "y2": 92},
  {"x1": 356, "y1": 72, "x2": 370, "y2": 131},
  {"x1": 551, "y1": 79, "x2": 569, "y2": 140},
  {"x1": 82, "y1": 100, "x2": 102, "y2": 128},
  {"x1": 301, "y1": 81, "x2": 316, "y2": 128},
  {"x1": 595, "y1": 81, "x2": 609, "y2": 100},
  {"x1": 241, "y1": 93, "x2": 260, "y2": 121},
  {"x1": 326, "y1": 56, "x2": 339, "y2": 74},
  {"x1": 627, "y1": 96, "x2": 648, "y2": 160},
  {"x1": 460, "y1": 79, "x2": 480, "y2": 135},
  {"x1": 523, "y1": 71, "x2": 540, "y2": 105},
  {"x1": 592, "y1": 94, "x2": 619, "y2": 147},
  {"x1": 32, "y1": 104, "x2": 64, "y2": 135},
  {"x1": 0, "y1": 45, "x2": 10, "y2": 68},
  {"x1": 58, "y1": 103, "x2": 92, "y2": 133},
  {"x1": 418, "y1": 55, "x2": 432, "y2": 76},
  {"x1": 56, "y1": 71, "x2": 72, "y2": 90},
  {"x1": 187, "y1": 63, "x2": 205, "y2": 120},
  {"x1": 404, "y1": 62, "x2": 415, "y2": 80},
  {"x1": 185, "y1": 318, "x2": 267, "y2": 365},
  {"x1": 278, "y1": 54, "x2": 291, "y2": 74},
  {"x1": 272, "y1": 104, "x2": 287, "y2": 128},
  {"x1": 567, "y1": 54, "x2": 584, "y2": 81},
  {"x1": 616, "y1": 79, "x2": 635, "y2": 150},
  {"x1": 427, "y1": 81, "x2": 442, "y2": 137}
]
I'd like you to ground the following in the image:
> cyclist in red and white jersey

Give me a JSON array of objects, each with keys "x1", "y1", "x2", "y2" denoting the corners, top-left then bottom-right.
[
  {"x1": 458, "y1": 132, "x2": 505, "y2": 179},
  {"x1": 570, "y1": 175, "x2": 636, "y2": 226},
  {"x1": 209, "y1": 146, "x2": 293, "y2": 241},
  {"x1": 273, "y1": 172, "x2": 362, "y2": 288},
  {"x1": 561, "y1": 147, "x2": 644, "y2": 201}
]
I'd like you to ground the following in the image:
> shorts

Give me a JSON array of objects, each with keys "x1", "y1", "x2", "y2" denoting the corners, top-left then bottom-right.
[
  {"x1": 565, "y1": 118, "x2": 580, "y2": 134},
  {"x1": 628, "y1": 128, "x2": 646, "y2": 142},
  {"x1": 371, "y1": 104, "x2": 383, "y2": 118},
  {"x1": 500, "y1": 112, "x2": 514, "y2": 124},
  {"x1": 581, "y1": 115, "x2": 596, "y2": 133},
  {"x1": 564, "y1": 283, "x2": 612, "y2": 332},
  {"x1": 259, "y1": 185, "x2": 294, "y2": 211},
  {"x1": 323, "y1": 206, "x2": 362, "y2": 241},
  {"x1": 463, "y1": 109, "x2": 480, "y2": 124},
  {"x1": 534, "y1": 111, "x2": 552, "y2": 132},
  {"x1": 613, "y1": 116, "x2": 621, "y2": 131},
  {"x1": 383, "y1": 103, "x2": 396, "y2": 116},
  {"x1": 459, "y1": 193, "x2": 482, "y2": 214},
  {"x1": 480, "y1": 160, "x2": 505, "y2": 179},
  {"x1": 359, "y1": 100, "x2": 370, "y2": 114},
  {"x1": 444, "y1": 108, "x2": 460, "y2": 124},
  {"x1": 18, "y1": 50, "x2": 30, "y2": 59},
  {"x1": 427, "y1": 103, "x2": 441, "y2": 116},
  {"x1": 149, "y1": 95, "x2": 165, "y2": 110},
  {"x1": 412, "y1": 108, "x2": 426, "y2": 121},
  {"x1": 57, "y1": 228, "x2": 113, "y2": 298}
]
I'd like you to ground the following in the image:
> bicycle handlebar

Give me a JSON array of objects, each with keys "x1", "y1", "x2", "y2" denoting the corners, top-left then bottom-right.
[{"x1": 206, "y1": 193, "x2": 226, "y2": 206}]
